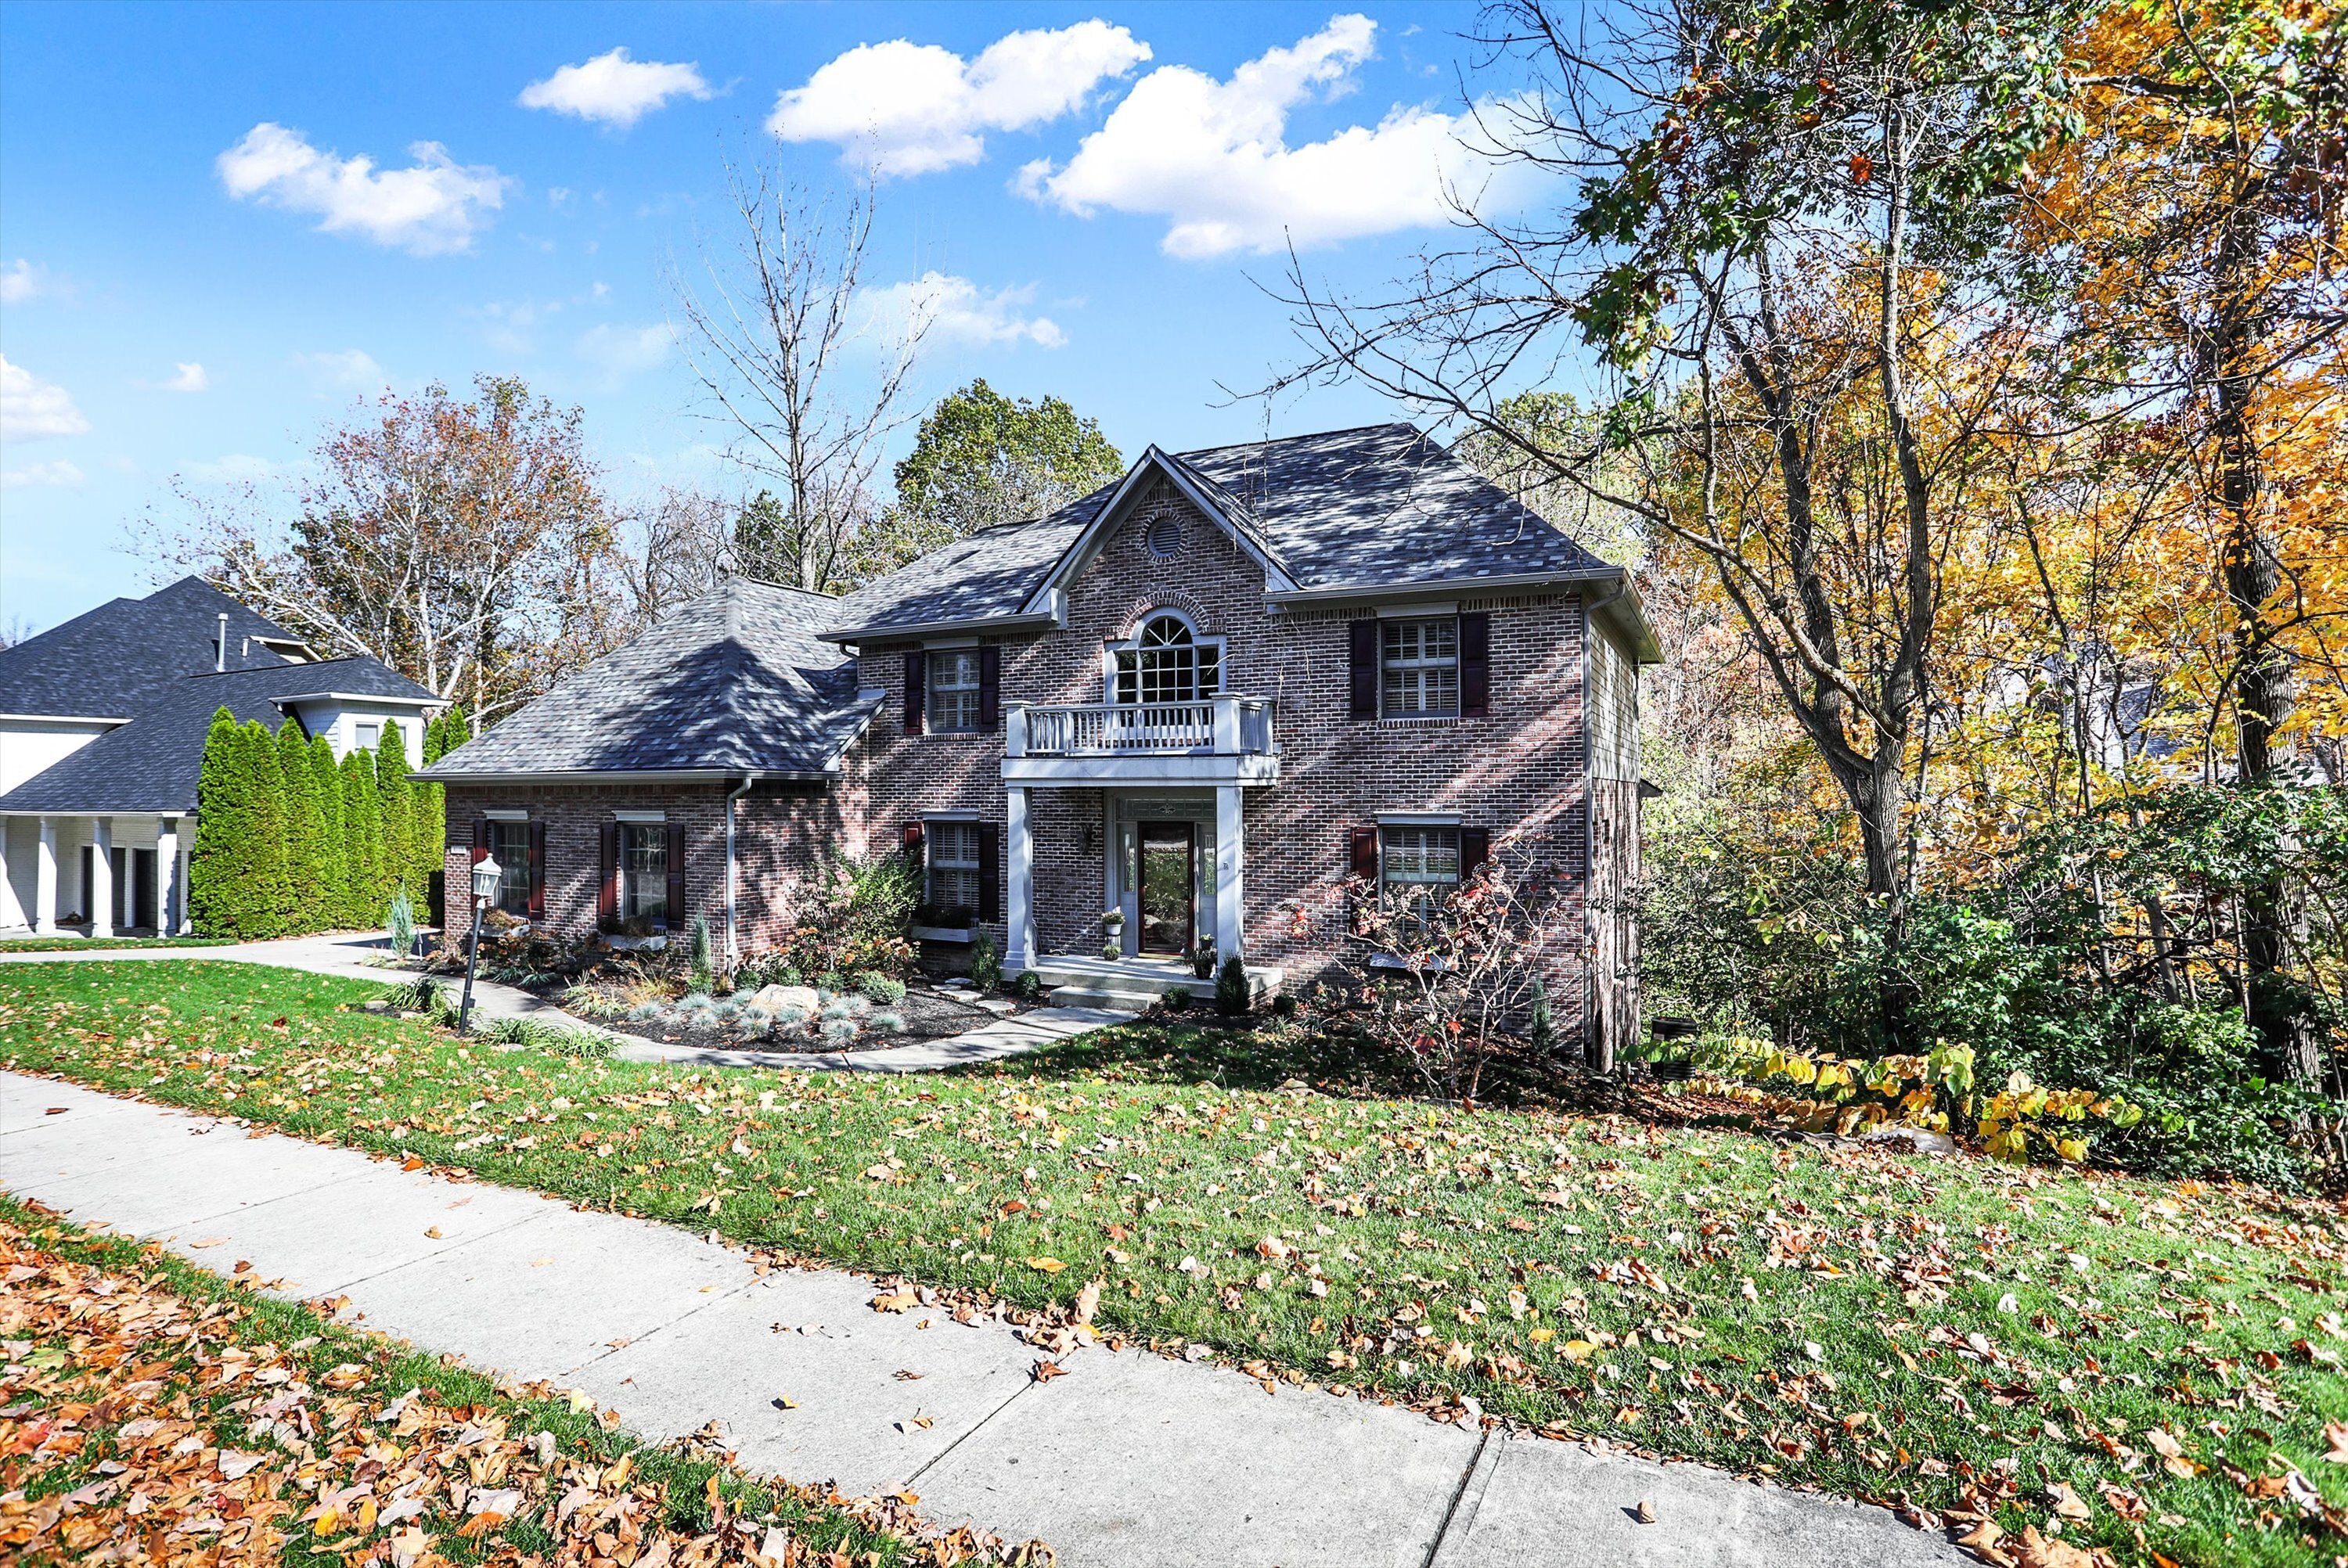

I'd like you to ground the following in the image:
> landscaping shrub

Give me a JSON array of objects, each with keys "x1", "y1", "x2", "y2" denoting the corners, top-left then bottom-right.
[
  {"x1": 689, "y1": 915, "x2": 715, "y2": 993},
  {"x1": 1011, "y1": 971, "x2": 1045, "y2": 1003},
  {"x1": 386, "y1": 886, "x2": 417, "y2": 959},
  {"x1": 375, "y1": 975, "x2": 443, "y2": 1015},
  {"x1": 1215, "y1": 955, "x2": 1251, "y2": 1016},
  {"x1": 971, "y1": 932, "x2": 1002, "y2": 993},
  {"x1": 770, "y1": 851, "x2": 920, "y2": 980},
  {"x1": 859, "y1": 972, "x2": 906, "y2": 1005},
  {"x1": 1164, "y1": 984, "x2": 1193, "y2": 1012}
]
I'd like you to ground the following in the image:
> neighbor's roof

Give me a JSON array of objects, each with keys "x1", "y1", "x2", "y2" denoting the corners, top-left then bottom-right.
[
  {"x1": 826, "y1": 423, "x2": 1622, "y2": 640},
  {"x1": 0, "y1": 575, "x2": 310, "y2": 720},
  {"x1": 0, "y1": 657, "x2": 436, "y2": 815},
  {"x1": 417, "y1": 578, "x2": 876, "y2": 782}
]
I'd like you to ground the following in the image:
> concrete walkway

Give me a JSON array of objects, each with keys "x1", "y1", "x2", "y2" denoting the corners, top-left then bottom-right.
[
  {"x1": 0, "y1": 933, "x2": 1118, "y2": 1075},
  {"x1": 2, "y1": 1073, "x2": 1966, "y2": 1567}
]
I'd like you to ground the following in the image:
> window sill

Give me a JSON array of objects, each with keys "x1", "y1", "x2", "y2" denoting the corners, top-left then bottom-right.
[
  {"x1": 1367, "y1": 951, "x2": 1453, "y2": 973},
  {"x1": 911, "y1": 925, "x2": 976, "y2": 944}
]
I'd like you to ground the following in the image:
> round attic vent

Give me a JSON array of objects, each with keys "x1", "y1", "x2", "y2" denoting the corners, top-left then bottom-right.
[{"x1": 1145, "y1": 516, "x2": 1183, "y2": 559}]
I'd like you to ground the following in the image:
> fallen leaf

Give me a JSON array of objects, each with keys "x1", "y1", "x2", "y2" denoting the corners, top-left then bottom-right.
[
  {"x1": 1025, "y1": 1256, "x2": 1067, "y2": 1274},
  {"x1": 2047, "y1": 1480, "x2": 2092, "y2": 1521},
  {"x1": 1632, "y1": 1499, "x2": 1655, "y2": 1524},
  {"x1": 1032, "y1": 1359, "x2": 1067, "y2": 1383}
]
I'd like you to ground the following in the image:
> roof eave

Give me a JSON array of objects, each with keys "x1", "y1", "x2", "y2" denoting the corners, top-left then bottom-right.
[
  {"x1": 1014, "y1": 448, "x2": 1300, "y2": 617},
  {"x1": 416, "y1": 767, "x2": 841, "y2": 786},
  {"x1": 272, "y1": 691, "x2": 442, "y2": 707},
  {"x1": 817, "y1": 604, "x2": 1064, "y2": 647}
]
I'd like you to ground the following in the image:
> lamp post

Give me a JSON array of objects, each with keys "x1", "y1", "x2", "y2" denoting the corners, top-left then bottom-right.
[{"x1": 457, "y1": 853, "x2": 501, "y2": 1035}]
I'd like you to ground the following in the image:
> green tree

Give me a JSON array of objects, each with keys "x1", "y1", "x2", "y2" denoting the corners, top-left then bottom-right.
[
  {"x1": 885, "y1": 379, "x2": 1125, "y2": 551},
  {"x1": 340, "y1": 751, "x2": 379, "y2": 928},
  {"x1": 376, "y1": 723, "x2": 412, "y2": 908},
  {"x1": 238, "y1": 718, "x2": 293, "y2": 938},
  {"x1": 189, "y1": 707, "x2": 248, "y2": 939},
  {"x1": 309, "y1": 733, "x2": 348, "y2": 927},
  {"x1": 274, "y1": 721, "x2": 325, "y2": 932}
]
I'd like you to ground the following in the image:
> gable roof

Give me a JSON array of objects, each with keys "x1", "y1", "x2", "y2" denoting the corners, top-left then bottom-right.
[
  {"x1": 823, "y1": 423, "x2": 1637, "y2": 647},
  {"x1": 417, "y1": 578, "x2": 875, "y2": 782},
  {"x1": 0, "y1": 576, "x2": 311, "y2": 720},
  {"x1": 0, "y1": 657, "x2": 436, "y2": 815}
]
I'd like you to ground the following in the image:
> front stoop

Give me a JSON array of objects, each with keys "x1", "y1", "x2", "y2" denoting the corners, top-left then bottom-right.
[{"x1": 1020, "y1": 954, "x2": 1283, "y2": 1015}]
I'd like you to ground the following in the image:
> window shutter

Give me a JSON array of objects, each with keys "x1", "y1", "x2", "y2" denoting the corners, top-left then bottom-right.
[
  {"x1": 598, "y1": 822, "x2": 619, "y2": 922},
  {"x1": 900, "y1": 822, "x2": 925, "y2": 865},
  {"x1": 903, "y1": 649, "x2": 926, "y2": 735},
  {"x1": 978, "y1": 644, "x2": 1001, "y2": 732},
  {"x1": 528, "y1": 820, "x2": 548, "y2": 920},
  {"x1": 1459, "y1": 826, "x2": 1491, "y2": 878},
  {"x1": 1460, "y1": 612, "x2": 1490, "y2": 718},
  {"x1": 978, "y1": 822, "x2": 1001, "y2": 922},
  {"x1": 664, "y1": 823, "x2": 687, "y2": 930},
  {"x1": 470, "y1": 816, "x2": 488, "y2": 865},
  {"x1": 1348, "y1": 619, "x2": 1379, "y2": 720},
  {"x1": 1348, "y1": 825, "x2": 1379, "y2": 881}
]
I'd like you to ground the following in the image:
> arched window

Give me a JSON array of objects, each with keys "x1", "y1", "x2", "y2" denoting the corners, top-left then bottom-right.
[{"x1": 1110, "y1": 613, "x2": 1224, "y2": 705}]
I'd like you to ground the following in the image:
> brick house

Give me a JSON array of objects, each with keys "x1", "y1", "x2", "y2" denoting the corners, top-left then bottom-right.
[{"x1": 424, "y1": 424, "x2": 1658, "y2": 1055}]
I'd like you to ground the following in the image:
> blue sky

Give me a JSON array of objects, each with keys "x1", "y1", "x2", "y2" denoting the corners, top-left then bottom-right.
[{"x1": 0, "y1": 1, "x2": 1540, "y2": 635}]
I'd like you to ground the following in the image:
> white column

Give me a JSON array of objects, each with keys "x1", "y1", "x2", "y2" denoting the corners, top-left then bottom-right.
[
  {"x1": 88, "y1": 817, "x2": 114, "y2": 937},
  {"x1": 176, "y1": 838, "x2": 193, "y2": 934},
  {"x1": 0, "y1": 822, "x2": 22, "y2": 930},
  {"x1": 34, "y1": 818, "x2": 59, "y2": 933},
  {"x1": 1005, "y1": 785, "x2": 1034, "y2": 969},
  {"x1": 1215, "y1": 783, "x2": 1245, "y2": 962},
  {"x1": 157, "y1": 817, "x2": 181, "y2": 936}
]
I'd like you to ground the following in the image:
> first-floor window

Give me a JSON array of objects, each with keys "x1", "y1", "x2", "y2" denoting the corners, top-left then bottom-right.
[
  {"x1": 488, "y1": 819, "x2": 532, "y2": 915},
  {"x1": 927, "y1": 822, "x2": 981, "y2": 919},
  {"x1": 929, "y1": 650, "x2": 981, "y2": 732},
  {"x1": 620, "y1": 822, "x2": 668, "y2": 926},
  {"x1": 1380, "y1": 825, "x2": 1460, "y2": 922}
]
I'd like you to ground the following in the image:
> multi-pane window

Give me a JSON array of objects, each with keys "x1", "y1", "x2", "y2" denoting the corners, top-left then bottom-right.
[
  {"x1": 1382, "y1": 619, "x2": 1460, "y2": 717},
  {"x1": 620, "y1": 822, "x2": 668, "y2": 926},
  {"x1": 1113, "y1": 614, "x2": 1221, "y2": 704},
  {"x1": 1380, "y1": 825, "x2": 1460, "y2": 922},
  {"x1": 927, "y1": 822, "x2": 982, "y2": 919},
  {"x1": 355, "y1": 721, "x2": 381, "y2": 752},
  {"x1": 928, "y1": 650, "x2": 981, "y2": 732},
  {"x1": 488, "y1": 820, "x2": 532, "y2": 916}
]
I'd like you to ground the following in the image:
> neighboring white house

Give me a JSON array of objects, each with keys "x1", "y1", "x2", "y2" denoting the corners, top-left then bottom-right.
[{"x1": 0, "y1": 577, "x2": 438, "y2": 936}]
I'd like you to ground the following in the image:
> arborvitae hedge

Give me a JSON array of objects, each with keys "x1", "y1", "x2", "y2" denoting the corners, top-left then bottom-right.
[{"x1": 187, "y1": 712, "x2": 446, "y2": 940}]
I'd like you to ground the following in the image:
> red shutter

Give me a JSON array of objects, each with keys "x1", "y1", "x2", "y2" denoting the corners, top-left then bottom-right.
[
  {"x1": 978, "y1": 822, "x2": 1001, "y2": 922},
  {"x1": 903, "y1": 649, "x2": 927, "y2": 735},
  {"x1": 598, "y1": 822, "x2": 620, "y2": 923},
  {"x1": 664, "y1": 822, "x2": 687, "y2": 931},
  {"x1": 1348, "y1": 825, "x2": 1379, "y2": 881},
  {"x1": 470, "y1": 817, "x2": 488, "y2": 864},
  {"x1": 1348, "y1": 619, "x2": 1379, "y2": 720},
  {"x1": 528, "y1": 820, "x2": 548, "y2": 920},
  {"x1": 1459, "y1": 826, "x2": 1490, "y2": 879},
  {"x1": 901, "y1": 821, "x2": 925, "y2": 862},
  {"x1": 978, "y1": 644, "x2": 1001, "y2": 732},
  {"x1": 1460, "y1": 612, "x2": 1490, "y2": 718}
]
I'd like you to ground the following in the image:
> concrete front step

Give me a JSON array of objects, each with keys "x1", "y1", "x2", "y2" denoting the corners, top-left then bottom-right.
[
  {"x1": 1024, "y1": 954, "x2": 1281, "y2": 1000},
  {"x1": 1047, "y1": 983, "x2": 1187, "y2": 1014}
]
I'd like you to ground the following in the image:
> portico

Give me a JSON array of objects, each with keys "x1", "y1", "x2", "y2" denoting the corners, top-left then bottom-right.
[{"x1": 0, "y1": 813, "x2": 190, "y2": 937}]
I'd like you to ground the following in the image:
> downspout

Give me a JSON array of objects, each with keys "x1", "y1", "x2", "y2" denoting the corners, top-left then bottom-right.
[
  {"x1": 725, "y1": 775, "x2": 756, "y2": 967},
  {"x1": 1579, "y1": 575, "x2": 1628, "y2": 1075}
]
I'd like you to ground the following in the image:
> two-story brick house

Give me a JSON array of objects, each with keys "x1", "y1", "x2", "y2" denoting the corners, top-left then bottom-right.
[{"x1": 424, "y1": 424, "x2": 1658, "y2": 1056}]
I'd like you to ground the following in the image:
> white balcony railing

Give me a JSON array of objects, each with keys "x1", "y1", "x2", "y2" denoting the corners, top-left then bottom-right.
[{"x1": 1007, "y1": 696, "x2": 1276, "y2": 757}]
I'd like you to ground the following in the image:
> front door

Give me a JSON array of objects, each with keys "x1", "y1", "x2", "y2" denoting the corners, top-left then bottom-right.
[{"x1": 1136, "y1": 821, "x2": 1195, "y2": 955}]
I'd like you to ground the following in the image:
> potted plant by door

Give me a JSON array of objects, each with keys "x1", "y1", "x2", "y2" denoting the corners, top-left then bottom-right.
[
  {"x1": 1100, "y1": 908, "x2": 1125, "y2": 961},
  {"x1": 1190, "y1": 941, "x2": 1218, "y2": 980}
]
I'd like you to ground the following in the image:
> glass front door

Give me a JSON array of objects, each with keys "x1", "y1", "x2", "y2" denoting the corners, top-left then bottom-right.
[{"x1": 1136, "y1": 821, "x2": 1195, "y2": 955}]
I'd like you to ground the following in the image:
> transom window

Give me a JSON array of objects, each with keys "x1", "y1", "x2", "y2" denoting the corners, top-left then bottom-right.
[
  {"x1": 928, "y1": 650, "x2": 981, "y2": 733},
  {"x1": 620, "y1": 822, "x2": 668, "y2": 926},
  {"x1": 1381, "y1": 825, "x2": 1460, "y2": 922},
  {"x1": 927, "y1": 822, "x2": 982, "y2": 919},
  {"x1": 1382, "y1": 618, "x2": 1460, "y2": 717},
  {"x1": 1111, "y1": 613, "x2": 1223, "y2": 705},
  {"x1": 488, "y1": 820, "x2": 533, "y2": 916}
]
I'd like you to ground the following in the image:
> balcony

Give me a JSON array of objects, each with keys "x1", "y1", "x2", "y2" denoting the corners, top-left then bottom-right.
[{"x1": 1002, "y1": 696, "x2": 1280, "y2": 786}]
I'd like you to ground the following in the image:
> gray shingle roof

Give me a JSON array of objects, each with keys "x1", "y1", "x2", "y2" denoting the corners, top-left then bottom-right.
[
  {"x1": 825, "y1": 423, "x2": 1615, "y2": 637},
  {"x1": 419, "y1": 578, "x2": 873, "y2": 780},
  {"x1": 0, "y1": 657, "x2": 436, "y2": 815},
  {"x1": 0, "y1": 576, "x2": 310, "y2": 718}
]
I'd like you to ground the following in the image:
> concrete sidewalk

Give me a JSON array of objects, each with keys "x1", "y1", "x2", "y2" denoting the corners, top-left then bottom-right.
[
  {"x1": 1, "y1": 1072, "x2": 1965, "y2": 1567},
  {"x1": 0, "y1": 933, "x2": 1116, "y2": 1074}
]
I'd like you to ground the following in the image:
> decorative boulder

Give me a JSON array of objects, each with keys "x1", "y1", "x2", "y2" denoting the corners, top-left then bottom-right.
[{"x1": 751, "y1": 983, "x2": 820, "y2": 1015}]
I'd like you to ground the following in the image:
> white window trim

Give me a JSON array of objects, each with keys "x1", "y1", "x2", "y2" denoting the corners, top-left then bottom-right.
[
  {"x1": 484, "y1": 808, "x2": 528, "y2": 822},
  {"x1": 1375, "y1": 600, "x2": 1457, "y2": 618},
  {"x1": 1376, "y1": 811, "x2": 1464, "y2": 825},
  {"x1": 614, "y1": 808, "x2": 665, "y2": 824},
  {"x1": 1379, "y1": 614, "x2": 1463, "y2": 721},
  {"x1": 924, "y1": 809, "x2": 982, "y2": 823},
  {"x1": 927, "y1": 648, "x2": 984, "y2": 733},
  {"x1": 1101, "y1": 610, "x2": 1226, "y2": 704}
]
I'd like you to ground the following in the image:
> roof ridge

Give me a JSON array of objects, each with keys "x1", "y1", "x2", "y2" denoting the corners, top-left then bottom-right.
[{"x1": 1174, "y1": 421, "x2": 1417, "y2": 459}]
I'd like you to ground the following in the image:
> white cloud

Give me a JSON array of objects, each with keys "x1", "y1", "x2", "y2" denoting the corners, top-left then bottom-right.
[
  {"x1": 188, "y1": 453, "x2": 282, "y2": 484},
  {"x1": 0, "y1": 259, "x2": 52, "y2": 304},
  {"x1": 0, "y1": 355, "x2": 91, "y2": 440},
  {"x1": 575, "y1": 321, "x2": 675, "y2": 388},
  {"x1": 160, "y1": 362, "x2": 210, "y2": 394},
  {"x1": 520, "y1": 48, "x2": 713, "y2": 128},
  {"x1": 295, "y1": 348, "x2": 391, "y2": 394},
  {"x1": 1018, "y1": 14, "x2": 1500, "y2": 258},
  {"x1": 769, "y1": 20, "x2": 1150, "y2": 176},
  {"x1": 217, "y1": 123, "x2": 510, "y2": 255},
  {"x1": 862, "y1": 272, "x2": 1068, "y2": 349},
  {"x1": 1, "y1": 459, "x2": 84, "y2": 488}
]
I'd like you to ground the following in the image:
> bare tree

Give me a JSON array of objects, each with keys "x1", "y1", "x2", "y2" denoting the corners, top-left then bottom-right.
[
  {"x1": 610, "y1": 485, "x2": 740, "y2": 626},
  {"x1": 674, "y1": 164, "x2": 927, "y2": 595}
]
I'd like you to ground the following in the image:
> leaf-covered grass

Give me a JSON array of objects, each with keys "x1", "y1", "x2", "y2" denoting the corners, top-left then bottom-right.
[
  {"x1": 5, "y1": 959, "x2": 2344, "y2": 1568},
  {"x1": 0, "y1": 934, "x2": 223, "y2": 952},
  {"x1": 0, "y1": 1195, "x2": 1036, "y2": 1566}
]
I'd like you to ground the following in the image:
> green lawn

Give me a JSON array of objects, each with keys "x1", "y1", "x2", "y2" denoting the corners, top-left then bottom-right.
[
  {"x1": 4, "y1": 958, "x2": 2343, "y2": 1568},
  {"x1": 1, "y1": 1195, "x2": 970, "y2": 1566},
  {"x1": 0, "y1": 934, "x2": 222, "y2": 952}
]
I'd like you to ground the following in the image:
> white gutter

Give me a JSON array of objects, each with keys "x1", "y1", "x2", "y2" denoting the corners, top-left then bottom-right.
[
  {"x1": 1262, "y1": 566, "x2": 1621, "y2": 607},
  {"x1": 816, "y1": 602, "x2": 1063, "y2": 648},
  {"x1": 416, "y1": 766, "x2": 838, "y2": 785},
  {"x1": 725, "y1": 775, "x2": 757, "y2": 966},
  {"x1": 269, "y1": 691, "x2": 441, "y2": 707},
  {"x1": 0, "y1": 714, "x2": 130, "y2": 725}
]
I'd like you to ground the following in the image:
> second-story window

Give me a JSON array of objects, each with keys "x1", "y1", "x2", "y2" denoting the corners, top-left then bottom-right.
[
  {"x1": 1112, "y1": 613, "x2": 1222, "y2": 704},
  {"x1": 1382, "y1": 618, "x2": 1460, "y2": 717},
  {"x1": 928, "y1": 650, "x2": 981, "y2": 732}
]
